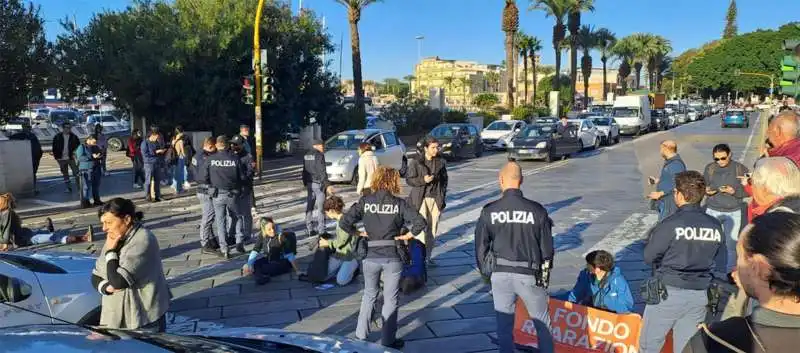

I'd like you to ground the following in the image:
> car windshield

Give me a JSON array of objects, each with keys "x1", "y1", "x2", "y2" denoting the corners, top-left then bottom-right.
[
  {"x1": 101, "y1": 116, "x2": 117, "y2": 122},
  {"x1": 727, "y1": 111, "x2": 744, "y2": 116},
  {"x1": 612, "y1": 108, "x2": 638, "y2": 117},
  {"x1": 520, "y1": 125, "x2": 554, "y2": 137},
  {"x1": 430, "y1": 125, "x2": 463, "y2": 138},
  {"x1": 535, "y1": 118, "x2": 557, "y2": 124},
  {"x1": 50, "y1": 111, "x2": 77, "y2": 123},
  {"x1": 325, "y1": 132, "x2": 366, "y2": 150},
  {"x1": 485, "y1": 121, "x2": 514, "y2": 131},
  {"x1": 592, "y1": 118, "x2": 610, "y2": 126}
]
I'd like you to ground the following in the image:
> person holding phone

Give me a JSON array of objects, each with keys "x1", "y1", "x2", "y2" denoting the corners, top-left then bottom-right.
[
  {"x1": 75, "y1": 134, "x2": 104, "y2": 208},
  {"x1": 141, "y1": 126, "x2": 167, "y2": 202},
  {"x1": 647, "y1": 140, "x2": 686, "y2": 221}
]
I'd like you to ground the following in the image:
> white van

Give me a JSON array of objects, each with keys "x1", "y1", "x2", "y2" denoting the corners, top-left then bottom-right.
[{"x1": 612, "y1": 95, "x2": 651, "y2": 135}]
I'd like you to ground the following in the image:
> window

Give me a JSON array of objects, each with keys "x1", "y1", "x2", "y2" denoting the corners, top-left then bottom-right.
[
  {"x1": 383, "y1": 133, "x2": 398, "y2": 147},
  {"x1": 369, "y1": 135, "x2": 385, "y2": 150},
  {"x1": 468, "y1": 125, "x2": 479, "y2": 136},
  {"x1": 0, "y1": 274, "x2": 33, "y2": 303}
]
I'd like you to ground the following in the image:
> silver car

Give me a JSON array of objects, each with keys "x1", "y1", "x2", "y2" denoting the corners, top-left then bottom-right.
[
  {"x1": 325, "y1": 129, "x2": 406, "y2": 184},
  {"x1": 590, "y1": 117, "x2": 621, "y2": 145}
]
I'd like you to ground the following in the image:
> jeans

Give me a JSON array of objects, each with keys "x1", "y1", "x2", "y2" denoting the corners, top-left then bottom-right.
[
  {"x1": 144, "y1": 163, "x2": 161, "y2": 199},
  {"x1": 132, "y1": 155, "x2": 145, "y2": 185},
  {"x1": 213, "y1": 193, "x2": 240, "y2": 248},
  {"x1": 79, "y1": 167, "x2": 101, "y2": 202},
  {"x1": 28, "y1": 230, "x2": 70, "y2": 244},
  {"x1": 305, "y1": 183, "x2": 325, "y2": 235},
  {"x1": 706, "y1": 207, "x2": 742, "y2": 272},
  {"x1": 57, "y1": 159, "x2": 79, "y2": 187},
  {"x1": 491, "y1": 272, "x2": 554, "y2": 353},
  {"x1": 640, "y1": 286, "x2": 707, "y2": 353},
  {"x1": 236, "y1": 189, "x2": 254, "y2": 241},
  {"x1": 197, "y1": 192, "x2": 215, "y2": 248},
  {"x1": 356, "y1": 259, "x2": 402, "y2": 345},
  {"x1": 326, "y1": 256, "x2": 360, "y2": 286},
  {"x1": 172, "y1": 157, "x2": 186, "y2": 193}
]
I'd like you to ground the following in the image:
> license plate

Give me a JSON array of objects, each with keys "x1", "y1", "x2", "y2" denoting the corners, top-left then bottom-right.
[{"x1": 517, "y1": 149, "x2": 533, "y2": 154}]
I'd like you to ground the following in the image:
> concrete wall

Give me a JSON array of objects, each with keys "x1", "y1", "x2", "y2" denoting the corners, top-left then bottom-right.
[{"x1": 0, "y1": 140, "x2": 34, "y2": 196}]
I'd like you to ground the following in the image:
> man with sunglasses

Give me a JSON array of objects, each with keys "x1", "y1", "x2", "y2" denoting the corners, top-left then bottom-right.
[{"x1": 703, "y1": 144, "x2": 748, "y2": 273}]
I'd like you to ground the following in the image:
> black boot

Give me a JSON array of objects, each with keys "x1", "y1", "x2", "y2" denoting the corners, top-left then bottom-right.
[
  {"x1": 235, "y1": 243, "x2": 246, "y2": 254},
  {"x1": 80, "y1": 200, "x2": 92, "y2": 209}
]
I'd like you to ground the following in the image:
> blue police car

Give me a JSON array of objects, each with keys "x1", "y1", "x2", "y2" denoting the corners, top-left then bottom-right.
[{"x1": 721, "y1": 108, "x2": 749, "y2": 128}]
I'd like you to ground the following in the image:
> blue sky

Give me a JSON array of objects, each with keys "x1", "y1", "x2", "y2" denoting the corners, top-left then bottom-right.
[{"x1": 33, "y1": 0, "x2": 798, "y2": 81}]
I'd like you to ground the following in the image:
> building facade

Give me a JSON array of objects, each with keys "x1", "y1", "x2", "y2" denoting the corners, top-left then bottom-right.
[
  {"x1": 340, "y1": 80, "x2": 379, "y2": 98},
  {"x1": 574, "y1": 67, "x2": 622, "y2": 102}
]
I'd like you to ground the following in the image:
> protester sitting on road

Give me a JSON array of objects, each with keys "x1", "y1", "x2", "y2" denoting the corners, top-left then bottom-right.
[
  {"x1": 0, "y1": 193, "x2": 92, "y2": 251},
  {"x1": 648, "y1": 140, "x2": 687, "y2": 221},
  {"x1": 559, "y1": 250, "x2": 634, "y2": 314},
  {"x1": 91, "y1": 198, "x2": 171, "y2": 332},
  {"x1": 242, "y1": 217, "x2": 301, "y2": 285},
  {"x1": 683, "y1": 212, "x2": 800, "y2": 353},
  {"x1": 318, "y1": 196, "x2": 359, "y2": 286}
]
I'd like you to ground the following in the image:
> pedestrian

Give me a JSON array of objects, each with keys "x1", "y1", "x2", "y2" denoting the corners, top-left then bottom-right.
[
  {"x1": 127, "y1": 129, "x2": 145, "y2": 189},
  {"x1": 75, "y1": 134, "x2": 104, "y2": 208},
  {"x1": 560, "y1": 250, "x2": 634, "y2": 314},
  {"x1": 556, "y1": 115, "x2": 570, "y2": 136},
  {"x1": 356, "y1": 142, "x2": 379, "y2": 196},
  {"x1": 648, "y1": 140, "x2": 687, "y2": 221},
  {"x1": 474, "y1": 161, "x2": 555, "y2": 353},
  {"x1": 203, "y1": 135, "x2": 247, "y2": 259},
  {"x1": 639, "y1": 171, "x2": 725, "y2": 353},
  {"x1": 94, "y1": 124, "x2": 109, "y2": 176},
  {"x1": 241, "y1": 217, "x2": 301, "y2": 285},
  {"x1": 683, "y1": 212, "x2": 800, "y2": 353},
  {"x1": 194, "y1": 136, "x2": 220, "y2": 255},
  {"x1": 1, "y1": 193, "x2": 92, "y2": 251},
  {"x1": 339, "y1": 166, "x2": 427, "y2": 349},
  {"x1": 51, "y1": 121, "x2": 80, "y2": 193},
  {"x1": 141, "y1": 126, "x2": 166, "y2": 202},
  {"x1": 302, "y1": 139, "x2": 334, "y2": 237},
  {"x1": 406, "y1": 136, "x2": 448, "y2": 265},
  {"x1": 90, "y1": 198, "x2": 171, "y2": 332},
  {"x1": 170, "y1": 126, "x2": 188, "y2": 194},
  {"x1": 239, "y1": 124, "x2": 255, "y2": 156},
  {"x1": 231, "y1": 134, "x2": 255, "y2": 242},
  {"x1": 318, "y1": 195, "x2": 359, "y2": 286},
  {"x1": 9, "y1": 122, "x2": 43, "y2": 194},
  {"x1": 703, "y1": 143, "x2": 749, "y2": 273}
]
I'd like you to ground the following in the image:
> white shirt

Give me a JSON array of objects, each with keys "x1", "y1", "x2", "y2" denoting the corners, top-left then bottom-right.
[{"x1": 60, "y1": 132, "x2": 71, "y2": 161}]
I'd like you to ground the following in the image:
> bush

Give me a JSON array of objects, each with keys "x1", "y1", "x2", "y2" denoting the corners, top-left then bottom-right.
[
  {"x1": 382, "y1": 97, "x2": 443, "y2": 136},
  {"x1": 512, "y1": 105, "x2": 533, "y2": 120},
  {"x1": 443, "y1": 110, "x2": 468, "y2": 123},
  {"x1": 322, "y1": 107, "x2": 363, "y2": 139}
]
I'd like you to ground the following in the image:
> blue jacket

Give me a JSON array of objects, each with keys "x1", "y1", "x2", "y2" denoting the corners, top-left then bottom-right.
[
  {"x1": 561, "y1": 267, "x2": 634, "y2": 314},
  {"x1": 141, "y1": 139, "x2": 164, "y2": 165},
  {"x1": 75, "y1": 144, "x2": 100, "y2": 170}
]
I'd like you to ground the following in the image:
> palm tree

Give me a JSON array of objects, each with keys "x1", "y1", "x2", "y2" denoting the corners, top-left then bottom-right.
[
  {"x1": 565, "y1": 0, "x2": 594, "y2": 100},
  {"x1": 502, "y1": 0, "x2": 520, "y2": 110},
  {"x1": 443, "y1": 75, "x2": 455, "y2": 93},
  {"x1": 627, "y1": 33, "x2": 654, "y2": 90},
  {"x1": 644, "y1": 35, "x2": 672, "y2": 91},
  {"x1": 459, "y1": 77, "x2": 473, "y2": 107},
  {"x1": 403, "y1": 74, "x2": 415, "y2": 95},
  {"x1": 576, "y1": 25, "x2": 596, "y2": 107},
  {"x1": 335, "y1": 0, "x2": 382, "y2": 114},
  {"x1": 486, "y1": 71, "x2": 501, "y2": 92},
  {"x1": 611, "y1": 39, "x2": 635, "y2": 94},
  {"x1": 530, "y1": 0, "x2": 569, "y2": 114},
  {"x1": 517, "y1": 33, "x2": 532, "y2": 104},
  {"x1": 529, "y1": 36, "x2": 543, "y2": 105},
  {"x1": 594, "y1": 28, "x2": 616, "y2": 100}
]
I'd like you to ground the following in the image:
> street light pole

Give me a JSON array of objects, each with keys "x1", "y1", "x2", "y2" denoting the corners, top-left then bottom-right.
[
  {"x1": 253, "y1": 0, "x2": 269, "y2": 179},
  {"x1": 415, "y1": 35, "x2": 424, "y2": 62}
]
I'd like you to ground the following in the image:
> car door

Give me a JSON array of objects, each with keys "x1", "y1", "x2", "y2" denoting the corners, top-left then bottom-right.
[
  {"x1": 379, "y1": 132, "x2": 403, "y2": 169},
  {"x1": 367, "y1": 134, "x2": 389, "y2": 167},
  {"x1": 0, "y1": 262, "x2": 50, "y2": 327},
  {"x1": 467, "y1": 125, "x2": 480, "y2": 155},
  {"x1": 556, "y1": 124, "x2": 581, "y2": 154}
]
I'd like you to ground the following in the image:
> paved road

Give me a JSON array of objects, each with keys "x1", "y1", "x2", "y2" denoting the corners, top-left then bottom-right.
[{"x1": 18, "y1": 113, "x2": 763, "y2": 353}]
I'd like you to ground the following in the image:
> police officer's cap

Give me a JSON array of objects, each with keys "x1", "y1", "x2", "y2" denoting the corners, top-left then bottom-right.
[{"x1": 230, "y1": 134, "x2": 244, "y2": 146}]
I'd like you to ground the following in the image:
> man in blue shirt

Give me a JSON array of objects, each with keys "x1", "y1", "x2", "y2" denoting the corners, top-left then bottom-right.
[
  {"x1": 560, "y1": 250, "x2": 634, "y2": 314},
  {"x1": 648, "y1": 140, "x2": 686, "y2": 221}
]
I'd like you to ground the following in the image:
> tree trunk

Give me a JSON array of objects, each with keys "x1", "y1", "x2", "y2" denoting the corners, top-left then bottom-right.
[
  {"x1": 505, "y1": 32, "x2": 515, "y2": 110},
  {"x1": 532, "y1": 53, "x2": 538, "y2": 105},
  {"x1": 634, "y1": 65, "x2": 642, "y2": 90},
  {"x1": 349, "y1": 18, "x2": 365, "y2": 115},
  {"x1": 522, "y1": 52, "x2": 529, "y2": 105},
  {"x1": 601, "y1": 57, "x2": 608, "y2": 100}
]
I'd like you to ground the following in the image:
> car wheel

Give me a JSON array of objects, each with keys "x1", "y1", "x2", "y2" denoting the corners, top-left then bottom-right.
[
  {"x1": 350, "y1": 166, "x2": 359, "y2": 186},
  {"x1": 578, "y1": 140, "x2": 585, "y2": 151},
  {"x1": 107, "y1": 137, "x2": 123, "y2": 152},
  {"x1": 614, "y1": 134, "x2": 620, "y2": 144},
  {"x1": 475, "y1": 144, "x2": 483, "y2": 158},
  {"x1": 592, "y1": 137, "x2": 600, "y2": 150},
  {"x1": 545, "y1": 148, "x2": 554, "y2": 163}
]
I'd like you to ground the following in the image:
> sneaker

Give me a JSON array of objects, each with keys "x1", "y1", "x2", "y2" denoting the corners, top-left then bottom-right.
[
  {"x1": 235, "y1": 243, "x2": 246, "y2": 254},
  {"x1": 298, "y1": 273, "x2": 309, "y2": 282},
  {"x1": 183, "y1": 182, "x2": 192, "y2": 190},
  {"x1": 152, "y1": 198, "x2": 162, "y2": 203},
  {"x1": 201, "y1": 246, "x2": 222, "y2": 256},
  {"x1": 80, "y1": 200, "x2": 92, "y2": 209},
  {"x1": 104, "y1": 171, "x2": 110, "y2": 176},
  {"x1": 222, "y1": 249, "x2": 231, "y2": 260},
  {"x1": 133, "y1": 183, "x2": 141, "y2": 189},
  {"x1": 46, "y1": 218, "x2": 55, "y2": 233}
]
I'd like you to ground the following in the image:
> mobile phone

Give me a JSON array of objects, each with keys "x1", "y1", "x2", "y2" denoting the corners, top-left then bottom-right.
[
  {"x1": 648, "y1": 176, "x2": 656, "y2": 185},
  {"x1": 744, "y1": 173, "x2": 752, "y2": 179}
]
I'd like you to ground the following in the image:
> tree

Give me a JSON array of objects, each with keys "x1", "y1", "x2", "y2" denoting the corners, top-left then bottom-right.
[
  {"x1": 443, "y1": 75, "x2": 455, "y2": 95},
  {"x1": 644, "y1": 35, "x2": 672, "y2": 91},
  {"x1": 595, "y1": 28, "x2": 616, "y2": 100},
  {"x1": 534, "y1": 73, "x2": 571, "y2": 109},
  {"x1": 335, "y1": 0, "x2": 382, "y2": 116},
  {"x1": 485, "y1": 71, "x2": 501, "y2": 92},
  {"x1": 517, "y1": 33, "x2": 532, "y2": 104},
  {"x1": 529, "y1": 36, "x2": 543, "y2": 105},
  {"x1": 566, "y1": 0, "x2": 594, "y2": 101},
  {"x1": 473, "y1": 93, "x2": 500, "y2": 111},
  {"x1": 723, "y1": 0, "x2": 737, "y2": 39},
  {"x1": 0, "y1": 0, "x2": 49, "y2": 118},
  {"x1": 622, "y1": 33, "x2": 654, "y2": 90},
  {"x1": 577, "y1": 25, "x2": 596, "y2": 107},
  {"x1": 502, "y1": 0, "x2": 520, "y2": 110},
  {"x1": 404, "y1": 74, "x2": 415, "y2": 95},
  {"x1": 459, "y1": 76, "x2": 472, "y2": 107},
  {"x1": 612, "y1": 38, "x2": 635, "y2": 94},
  {"x1": 530, "y1": 0, "x2": 569, "y2": 115}
]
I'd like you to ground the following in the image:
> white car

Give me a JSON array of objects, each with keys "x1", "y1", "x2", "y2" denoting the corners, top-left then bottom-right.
[
  {"x1": 325, "y1": 129, "x2": 406, "y2": 184},
  {"x1": 567, "y1": 118, "x2": 601, "y2": 150},
  {"x1": 687, "y1": 108, "x2": 699, "y2": 122},
  {"x1": 0, "y1": 251, "x2": 101, "y2": 327},
  {"x1": 86, "y1": 114, "x2": 126, "y2": 130},
  {"x1": 481, "y1": 120, "x2": 526, "y2": 150},
  {"x1": 590, "y1": 117, "x2": 620, "y2": 145}
]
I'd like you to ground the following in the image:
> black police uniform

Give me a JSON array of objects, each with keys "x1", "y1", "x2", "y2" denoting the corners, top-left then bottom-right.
[
  {"x1": 474, "y1": 188, "x2": 554, "y2": 353},
  {"x1": 232, "y1": 136, "x2": 255, "y2": 242},
  {"x1": 203, "y1": 148, "x2": 247, "y2": 257},
  {"x1": 639, "y1": 203, "x2": 724, "y2": 353},
  {"x1": 339, "y1": 190, "x2": 427, "y2": 348},
  {"x1": 302, "y1": 147, "x2": 329, "y2": 236},
  {"x1": 194, "y1": 149, "x2": 217, "y2": 250}
]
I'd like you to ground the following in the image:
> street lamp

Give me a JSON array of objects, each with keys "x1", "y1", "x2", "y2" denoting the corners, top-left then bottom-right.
[{"x1": 415, "y1": 35, "x2": 424, "y2": 62}]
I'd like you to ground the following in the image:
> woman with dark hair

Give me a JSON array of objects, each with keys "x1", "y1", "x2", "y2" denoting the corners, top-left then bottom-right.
[
  {"x1": 356, "y1": 142, "x2": 379, "y2": 196},
  {"x1": 1, "y1": 193, "x2": 91, "y2": 251},
  {"x1": 141, "y1": 126, "x2": 166, "y2": 202},
  {"x1": 90, "y1": 198, "x2": 171, "y2": 332},
  {"x1": 241, "y1": 217, "x2": 301, "y2": 285},
  {"x1": 127, "y1": 129, "x2": 145, "y2": 189},
  {"x1": 685, "y1": 211, "x2": 800, "y2": 352}
]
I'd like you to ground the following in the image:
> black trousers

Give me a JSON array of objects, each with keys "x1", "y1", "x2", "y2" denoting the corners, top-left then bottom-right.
[{"x1": 254, "y1": 258, "x2": 292, "y2": 279}]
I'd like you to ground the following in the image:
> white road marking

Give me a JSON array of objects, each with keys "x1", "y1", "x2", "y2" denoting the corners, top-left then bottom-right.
[
  {"x1": 28, "y1": 199, "x2": 62, "y2": 207},
  {"x1": 740, "y1": 112, "x2": 762, "y2": 163}
]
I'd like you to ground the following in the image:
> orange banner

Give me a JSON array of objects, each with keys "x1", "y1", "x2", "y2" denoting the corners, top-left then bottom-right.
[{"x1": 514, "y1": 298, "x2": 672, "y2": 353}]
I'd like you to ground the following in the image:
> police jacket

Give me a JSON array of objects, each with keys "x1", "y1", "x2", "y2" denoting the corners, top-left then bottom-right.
[
  {"x1": 339, "y1": 190, "x2": 427, "y2": 260},
  {"x1": 475, "y1": 189, "x2": 554, "y2": 276},
  {"x1": 202, "y1": 149, "x2": 246, "y2": 191},
  {"x1": 302, "y1": 149, "x2": 329, "y2": 189},
  {"x1": 643, "y1": 203, "x2": 724, "y2": 290},
  {"x1": 236, "y1": 149, "x2": 255, "y2": 190}
]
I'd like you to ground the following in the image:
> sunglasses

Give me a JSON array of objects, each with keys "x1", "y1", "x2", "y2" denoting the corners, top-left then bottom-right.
[{"x1": 714, "y1": 157, "x2": 728, "y2": 161}]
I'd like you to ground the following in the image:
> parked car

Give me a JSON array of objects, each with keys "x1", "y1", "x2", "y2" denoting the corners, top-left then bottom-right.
[
  {"x1": 1, "y1": 116, "x2": 33, "y2": 131},
  {"x1": 650, "y1": 109, "x2": 669, "y2": 131},
  {"x1": 0, "y1": 325, "x2": 400, "y2": 353},
  {"x1": 687, "y1": 108, "x2": 699, "y2": 122},
  {"x1": 508, "y1": 123, "x2": 582, "y2": 162},
  {"x1": 533, "y1": 117, "x2": 559, "y2": 124},
  {"x1": 324, "y1": 129, "x2": 406, "y2": 185},
  {"x1": 0, "y1": 251, "x2": 101, "y2": 328},
  {"x1": 591, "y1": 117, "x2": 621, "y2": 145},
  {"x1": 480, "y1": 119, "x2": 526, "y2": 150},
  {"x1": 429, "y1": 123, "x2": 483, "y2": 159},
  {"x1": 721, "y1": 108, "x2": 749, "y2": 128},
  {"x1": 567, "y1": 118, "x2": 601, "y2": 150},
  {"x1": 48, "y1": 110, "x2": 81, "y2": 128},
  {"x1": 86, "y1": 114, "x2": 127, "y2": 130}
]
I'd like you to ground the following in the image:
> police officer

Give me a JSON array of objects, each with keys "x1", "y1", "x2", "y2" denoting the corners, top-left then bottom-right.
[
  {"x1": 194, "y1": 136, "x2": 219, "y2": 255},
  {"x1": 231, "y1": 135, "x2": 255, "y2": 242},
  {"x1": 203, "y1": 135, "x2": 248, "y2": 259},
  {"x1": 339, "y1": 166, "x2": 426, "y2": 349},
  {"x1": 640, "y1": 170, "x2": 725, "y2": 353},
  {"x1": 302, "y1": 139, "x2": 334, "y2": 236},
  {"x1": 474, "y1": 161, "x2": 555, "y2": 353}
]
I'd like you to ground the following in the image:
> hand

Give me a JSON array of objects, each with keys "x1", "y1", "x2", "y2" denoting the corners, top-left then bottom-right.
[
  {"x1": 0, "y1": 243, "x2": 11, "y2": 252},
  {"x1": 155, "y1": 149, "x2": 165, "y2": 154},
  {"x1": 394, "y1": 233, "x2": 415, "y2": 241},
  {"x1": 319, "y1": 238, "x2": 330, "y2": 248},
  {"x1": 719, "y1": 185, "x2": 735, "y2": 195},
  {"x1": 706, "y1": 187, "x2": 718, "y2": 195},
  {"x1": 242, "y1": 264, "x2": 252, "y2": 276},
  {"x1": 359, "y1": 231, "x2": 368, "y2": 238},
  {"x1": 647, "y1": 191, "x2": 663, "y2": 200},
  {"x1": 105, "y1": 232, "x2": 123, "y2": 250},
  {"x1": 105, "y1": 285, "x2": 120, "y2": 294},
  {"x1": 423, "y1": 175, "x2": 434, "y2": 183},
  {"x1": 92, "y1": 153, "x2": 102, "y2": 158},
  {"x1": 326, "y1": 186, "x2": 335, "y2": 196}
]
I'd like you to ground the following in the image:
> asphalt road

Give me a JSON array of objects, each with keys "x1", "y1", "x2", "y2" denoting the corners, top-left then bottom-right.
[{"x1": 17, "y1": 112, "x2": 763, "y2": 353}]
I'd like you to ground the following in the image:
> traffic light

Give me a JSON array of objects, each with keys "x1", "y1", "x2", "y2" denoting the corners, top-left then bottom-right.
[
  {"x1": 779, "y1": 39, "x2": 800, "y2": 97},
  {"x1": 241, "y1": 75, "x2": 254, "y2": 105},
  {"x1": 262, "y1": 73, "x2": 275, "y2": 103}
]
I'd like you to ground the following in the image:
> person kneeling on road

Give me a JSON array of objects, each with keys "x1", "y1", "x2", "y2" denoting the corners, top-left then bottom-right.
[
  {"x1": 639, "y1": 171, "x2": 725, "y2": 353},
  {"x1": 558, "y1": 249, "x2": 634, "y2": 314},
  {"x1": 310, "y1": 196, "x2": 360, "y2": 286},
  {"x1": 242, "y1": 217, "x2": 302, "y2": 285}
]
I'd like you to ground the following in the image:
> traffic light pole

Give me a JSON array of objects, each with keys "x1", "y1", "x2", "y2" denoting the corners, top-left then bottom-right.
[
  {"x1": 253, "y1": 0, "x2": 268, "y2": 179},
  {"x1": 735, "y1": 70, "x2": 775, "y2": 102}
]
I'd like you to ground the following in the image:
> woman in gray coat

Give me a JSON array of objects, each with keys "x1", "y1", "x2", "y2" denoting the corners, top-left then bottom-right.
[{"x1": 91, "y1": 198, "x2": 171, "y2": 331}]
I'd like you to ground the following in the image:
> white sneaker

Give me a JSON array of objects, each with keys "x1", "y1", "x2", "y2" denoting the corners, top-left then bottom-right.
[{"x1": 183, "y1": 182, "x2": 191, "y2": 190}]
